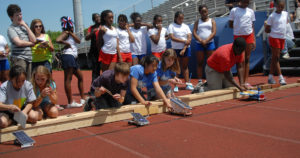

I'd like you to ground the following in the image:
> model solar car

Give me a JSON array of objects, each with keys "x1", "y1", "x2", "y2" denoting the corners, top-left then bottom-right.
[
  {"x1": 128, "y1": 113, "x2": 149, "y2": 126},
  {"x1": 170, "y1": 98, "x2": 192, "y2": 116},
  {"x1": 240, "y1": 90, "x2": 265, "y2": 101}
]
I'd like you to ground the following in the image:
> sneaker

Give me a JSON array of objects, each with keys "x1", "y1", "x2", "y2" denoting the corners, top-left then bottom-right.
[
  {"x1": 268, "y1": 77, "x2": 276, "y2": 84},
  {"x1": 174, "y1": 86, "x2": 179, "y2": 93},
  {"x1": 244, "y1": 83, "x2": 254, "y2": 89},
  {"x1": 185, "y1": 83, "x2": 194, "y2": 91},
  {"x1": 83, "y1": 97, "x2": 93, "y2": 111},
  {"x1": 80, "y1": 99, "x2": 86, "y2": 105},
  {"x1": 55, "y1": 104, "x2": 64, "y2": 111},
  {"x1": 279, "y1": 78, "x2": 287, "y2": 85},
  {"x1": 66, "y1": 101, "x2": 82, "y2": 108},
  {"x1": 282, "y1": 53, "x2": 290, "y2": 59}
]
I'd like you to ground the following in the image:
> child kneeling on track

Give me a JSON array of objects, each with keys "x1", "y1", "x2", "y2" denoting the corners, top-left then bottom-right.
[
  {"x1": 31, "y1": 66, "x2": 58, "y2": 119},
  {"x1": 0, "y1": 65, "x2": 37, "y2": 128},
  {"x1": 148, "y1": 49, "x2": 182, "y2": 99},
  {"x1": 123, "y1": 55, "x2": 172, "y2": 110},
  {"x1": 84, "y1": 62, "x2": 130, "y2": 111}
]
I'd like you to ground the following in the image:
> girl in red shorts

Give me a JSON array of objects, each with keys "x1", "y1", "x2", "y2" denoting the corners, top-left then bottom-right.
[
  {"x1": 116, "y1": 14, "x2": 135, "y2": 66},
  {"x1": 98, "y1": 10, "x2": 122, "y2": 71},
  {"x1": 265, "y1": 0, "x2": 288, "y2": 85},
  {"x1": 229, "y1": 0, "x2": 256, "y2": 89}
]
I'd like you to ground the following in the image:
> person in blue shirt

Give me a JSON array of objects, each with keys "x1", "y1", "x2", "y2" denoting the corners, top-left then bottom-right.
[
  {"x1": 148, "y1": 49, "x2": 183, "y2": 99},
  {"x1": 124, "y1": 55, "x2": 172, "y2": 110}
]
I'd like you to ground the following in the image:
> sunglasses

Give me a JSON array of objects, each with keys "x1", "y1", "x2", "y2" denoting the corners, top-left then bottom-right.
[{"x1": 34, "y1": 25, "x2": 43, "y2": 28}]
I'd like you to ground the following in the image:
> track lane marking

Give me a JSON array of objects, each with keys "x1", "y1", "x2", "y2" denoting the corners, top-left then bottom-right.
[{"x1": 79, "y1": 129, "x2": 150, "y2": 158}]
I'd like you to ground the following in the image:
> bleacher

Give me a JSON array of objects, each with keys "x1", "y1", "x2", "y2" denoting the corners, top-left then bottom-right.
[{"x1": 141, "y1": 0, "x2": 296, "y2": 26}]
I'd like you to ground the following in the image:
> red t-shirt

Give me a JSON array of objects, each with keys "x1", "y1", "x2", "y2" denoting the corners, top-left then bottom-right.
[
  {"x1": 207, "y1": 43, "x2": 244, "y2": 73},
  {"x1": 88, "y1": 26, "x2": 100, "y2": 42}
]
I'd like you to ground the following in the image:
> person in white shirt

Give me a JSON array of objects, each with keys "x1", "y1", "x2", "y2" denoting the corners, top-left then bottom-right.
[
  {"x1": 0, "y1": 34, "x2": 10, "y2": 83},
  {"x1": 129, "y1": 12, "x2": 152, "y2": 65},
  {"x1": 148, "y1": 14, "x2": 168, "y2": 60},
  {"x1": 265, "y1": 0, "x2": 288, "y2": 85},
  {"x1": 281, "y1": 23, "x2": 295, "y2": 59},
  {"x1": 229, "y1": 0, "x2": 256, "y2": 89},
  {"x1": 56, "y1": 16, "x2": 85, "y2": 108},
  {"x1": 168, "y1": 11, "x2": 193, "y2": 91},
  {"x1": 117, "y1": 14, "x2": 135, "y2": 66},
  {"x1": 193, "y1": 4, "x2": 216, "y2": 84},
  {"x1": 98, "y1": 10, "x2": 122, "y2": 71}
]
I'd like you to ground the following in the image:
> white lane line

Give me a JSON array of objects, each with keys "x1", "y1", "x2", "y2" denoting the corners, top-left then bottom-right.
[
  {"x1": 182, "y1": 118, "x2": 300, "y2": 145},
  {"x1": 79, "y1": 129, "x2": 150, "y2": 158},
  {"x1": 252, "y1": 105, "x2": 300, "y2": 113}
]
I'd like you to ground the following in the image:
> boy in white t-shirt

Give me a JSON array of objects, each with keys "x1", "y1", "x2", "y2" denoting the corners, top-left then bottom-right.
[
  {"x1": 148, "y1": 14, "x2": 168, "y2": 60},
  {"x1": 0, "y1": 35, "x2": 10, "y2": 83},
  {"x1": 265, "y1": 0, "x2": 288, "y2": 85},
  {"x1": 229, "y1": 0, "x2": 256, "y2": 89}
]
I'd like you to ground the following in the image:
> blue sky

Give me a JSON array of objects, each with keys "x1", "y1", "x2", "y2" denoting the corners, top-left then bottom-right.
[{"x1": 0, "y1": 0, "x2": 165, "y2": 41}]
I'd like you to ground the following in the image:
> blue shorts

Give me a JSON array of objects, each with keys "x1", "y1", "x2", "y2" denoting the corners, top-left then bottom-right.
[
  {"x1": 0, "y1": 59, "x2": 10, "y2": 71},
  {"x1": 174, "y1": 47, "x2": 191, "y2": 57},
  {"x1": 32, "y1": 60, "x2": 52, "y2": 72},
  {"x1": 195, "y1": 41, "x2": 215, "y2": 52},
  {"x1": 61, "y1": 54, "x2": 78, "y2": 70},
  {"x1": 132, "y1": 54, "x2": 146, "y2": 60}
]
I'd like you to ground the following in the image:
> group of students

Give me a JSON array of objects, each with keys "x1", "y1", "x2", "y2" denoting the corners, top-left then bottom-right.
[{"x1": 0, "y1": 0, "x2": 293, "y2": 128}]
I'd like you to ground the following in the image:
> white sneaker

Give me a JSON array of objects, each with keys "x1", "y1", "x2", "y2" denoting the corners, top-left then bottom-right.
[
  {"x1": 282, "y1": 53, "x2": 290, "y2": 59},
  {"x1": 67, "y1": 101, "x2": 82, "y2": 108},
  {"x1": 80, "y1": 99, "x2": 86, "y2": 105},
  {"x1": 279, "y1": 78, "x2": 287, "y2": 85},
  {"x1": 185, "y1": 83, "x2": 194, "y2": 91},
  {"x1": 173, "y1": 86, "x2": 179, "y2": 93}
]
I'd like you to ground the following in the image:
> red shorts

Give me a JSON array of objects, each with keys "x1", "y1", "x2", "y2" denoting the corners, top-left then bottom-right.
[
  {"x1": 152, "y1": 50, "x2": 165, "y2": 59},
  {"x1": 98, "y1": 50, "x2": 117, "y2": 65},
  {"x1": 121, "y1": 52, "x2": 132, "y2": 63},
  {"x1": 269, "y1": 37, "x2": 285, "y2": 50},
  {"x1": 234, "y1": 32, "x2": 255, "y2": 44}
]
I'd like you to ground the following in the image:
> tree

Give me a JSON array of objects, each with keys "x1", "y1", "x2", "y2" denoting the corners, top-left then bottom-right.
[{"x1": 46, "y1": 30, "x2": 62, "y2": 52}]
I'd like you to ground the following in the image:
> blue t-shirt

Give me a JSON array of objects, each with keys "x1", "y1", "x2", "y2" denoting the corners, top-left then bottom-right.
[
  {"x1": 156, "y1": 62, "x2": 176, "y2": 82},
  {"x1": 130, "y1": 65, "x2": 158, "y2": 90},
  {"x1": 35, "y1": 81, "x2": 56, "y2": 105}
]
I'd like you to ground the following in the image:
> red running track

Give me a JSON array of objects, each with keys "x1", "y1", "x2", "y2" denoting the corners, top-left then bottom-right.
[{"x1": 0, "y1": 70, "x2": 299, "y2": 158}]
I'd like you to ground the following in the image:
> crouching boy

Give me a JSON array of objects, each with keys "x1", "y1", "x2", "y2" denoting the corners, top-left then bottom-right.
[{"x1": 84, "y1": 62, "x2": 130, "y2": 111}]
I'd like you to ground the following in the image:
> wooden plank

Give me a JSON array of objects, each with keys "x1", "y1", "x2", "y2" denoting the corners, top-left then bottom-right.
[
  {"x1": 263, "y1": 83, "x2": 300, "y2": 93},
  {"x1": 258, "y1": 84, "x2": 272, "y2": 90},
  {"x1": 271, "y1": 84, "x2": 281, "y2": 89},
  {"x1": 0, "y1": 110, "x2": 133, "y2": 143}
]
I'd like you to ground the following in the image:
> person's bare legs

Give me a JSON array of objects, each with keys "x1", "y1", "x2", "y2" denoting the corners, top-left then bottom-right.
[
  {"x1": 0, "y1": 113, "x2": 12, "y2": 128},
  {"x1": 196, "y1": 51, "x2": 205, "y2": 80},
  {"x1": 180, "y1": 57, "x2": 190, "y2": 83},
  {"x1": 108, "y1": 62, "x2": 116, "y2": 70},
  {"x1": 73, "y1": 68, "x2": 84, "y2": 100},
  {"x1": 132, "y1": 57, "x2": 139, "y2": 66},
  {"x1": 64, "y1": 68, "x2": 74, "y2": 104},
  {"x1": 0, "y1": 70, "x2": 9, "y2": 83},
  {"x1": 244, "y1": 43, "x2": 253, "y2": 85},
  {"x1": 270, "y1": 46, "x2": 282, "y2": 76}
]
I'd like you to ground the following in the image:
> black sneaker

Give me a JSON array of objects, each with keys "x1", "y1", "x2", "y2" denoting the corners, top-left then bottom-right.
[{"x1": 83, "y1": 97, "x2": 93, "y2": 111}]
